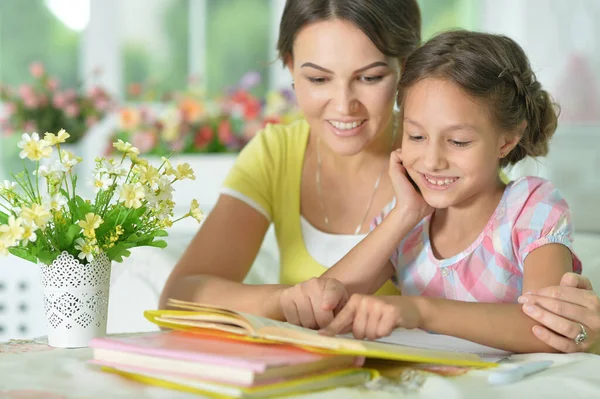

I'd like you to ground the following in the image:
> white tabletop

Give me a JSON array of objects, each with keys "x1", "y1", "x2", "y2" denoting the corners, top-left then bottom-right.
[{"x1": 1, "y1": 334, "x2": 599, "y2": 399}]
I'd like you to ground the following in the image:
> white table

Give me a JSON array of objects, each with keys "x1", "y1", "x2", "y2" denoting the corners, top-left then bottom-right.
[{"x1": 1, "y1": 335, "x2": 599, "y2": 399}]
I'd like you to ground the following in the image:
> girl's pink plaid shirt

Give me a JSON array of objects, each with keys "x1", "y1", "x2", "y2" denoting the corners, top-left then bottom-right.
[{"x1": 372, "y1": 177, "x2": 582, "y2": 303}]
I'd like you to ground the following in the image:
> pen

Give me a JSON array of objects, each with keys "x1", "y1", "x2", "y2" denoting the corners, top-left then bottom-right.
[{"x1": 488, "y1": 360, "x2": 553, "y2": 385}]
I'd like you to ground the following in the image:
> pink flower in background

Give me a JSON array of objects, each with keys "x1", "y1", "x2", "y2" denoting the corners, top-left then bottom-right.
[
  {"x1": 29, "y1": 62, "x2": 45, "y2": 78},
  {"x1": 172, "y1": 137, "x2": 185, "y2": 152},
  {"x1": 4, "y1": 102, "x2": 16, "y2": 116},
  {"x1": 63, "y1": 89, "x2": 77, "y2": 101},
  {"x1": 38, "y1": 94, "x2": 49, "y2": 107},
  {"x1": 46, "y1": 78, "x2": 60, "y2": 91},
  {"x1": 52, "y1": 93, "x2": 66, "y2": 108},
  {"x1": 18, "y1": 84, "x2": 34, "y2": 100},
  {"x1": 94, "y1": 98, "x2": 110, "y2": 112},
  {"x1": 23, "y1": 121, "x2": 37, "y2": 132},
  {"x1": 239, "y1": 71, "x2": 262, "y2": 90},
  {"x1": 64, "y1": 104, "x2": 80, "y2": 118},
  {"x1": 86, "y1": 115, "x2": 98, "y2": 127},
  {"x1": 194, "y1": 125, "x2": 214, "y2": 149},
  {"x1": 131, "y1": 130, "x2": 157, "y2": 153},
  {"x1": 23, "y1": 96, "x2": 38, "y2": 109}
]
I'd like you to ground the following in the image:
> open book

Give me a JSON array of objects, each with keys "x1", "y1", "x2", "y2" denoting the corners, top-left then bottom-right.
[{"x1": 144, "y1": 299, "x2": 495, "y2": 368}]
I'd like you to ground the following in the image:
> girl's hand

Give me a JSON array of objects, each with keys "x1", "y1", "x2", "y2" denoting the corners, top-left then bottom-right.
[
  {"x1": 519, "y1": 273, "x2": 600, "y2": 353},
  {"x1": 389, "y1": 149, "x2": 433, "y2": 220},
  {"x1": 279, "y1": 277, "x2": 349, "y2": 329},
  {"x1": 319, "y1": 294, "x2": 422, "y2": 340}
]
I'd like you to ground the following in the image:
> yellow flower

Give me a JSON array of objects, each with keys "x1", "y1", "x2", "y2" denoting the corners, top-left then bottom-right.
[
  {"x1": 174, "y1": 163, "x2": 195, "y2": 181},
  {"x1": 118, "y1": 183, "x2": 145, "y2": 209},
  {"x1": 45, "y1": 194, "x2": 67, "y2": 211},
  {"x1": 189, "y1": 199, "x2": 204, "y2": 223},
  {"x1": 18, "y1": 133, "x2": 52, "y2": 161},
  {"x1": 0, "y1": 216, "x2": 24, "y2": 244},
  {"x1": 77, "y1": 213, "x2": 103, "y2": 238},
  {"x1": 137, "y1": 165, "x2": 161, "y2": 187},
  {"x1": 113, "y1": 139, "x2": 140, "y2": 156},
  {"x1": 20, "y1": 204, "x2": 51, "y2": 230},
  {"x1": 0, "y1": 241, "x2": 8, "y2": 255},
  {"x1": 160, "y1": 157, "x2": 176, "y2": 176},
  {"x1": 44, "y1": 129, "x2": 70, "y2": 146}
]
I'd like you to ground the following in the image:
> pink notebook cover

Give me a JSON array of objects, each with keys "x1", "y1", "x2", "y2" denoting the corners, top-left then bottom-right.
[{"x1": 90, "y1": 331, "x2": 360, "y2": 372}]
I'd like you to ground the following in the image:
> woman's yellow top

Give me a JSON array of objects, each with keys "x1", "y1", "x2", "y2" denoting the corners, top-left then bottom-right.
[{"x1": 222, "y1": 120, "x2": 399, "y2": 295}]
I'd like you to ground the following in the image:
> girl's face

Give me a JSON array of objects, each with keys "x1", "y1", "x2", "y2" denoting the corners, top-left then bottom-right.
[
  {"x1": 401, "y1": 78, "x2": 517, "y2": 209},
  {"x1": 288, "y1": 19, "x2": 400, "y2": 155}
]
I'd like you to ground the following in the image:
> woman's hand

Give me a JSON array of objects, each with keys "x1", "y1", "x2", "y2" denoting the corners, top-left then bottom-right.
[
  {"x1": 519, "y1": 272, "x2": 600, "y2": 353},
  {"x1": 279, "y1": 277, "x2": 349, "y2": 329},
  {"x1": 389, "y1": 149, "x2": 433, "y2": 220},
  {"x1": 319, "y1": 294, "x2": 422, "y2": 340}
]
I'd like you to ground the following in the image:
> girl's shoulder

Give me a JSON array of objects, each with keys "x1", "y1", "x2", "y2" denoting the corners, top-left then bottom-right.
[{"x1": 501, "y1": 176, "x2": 571, "y2": 230}]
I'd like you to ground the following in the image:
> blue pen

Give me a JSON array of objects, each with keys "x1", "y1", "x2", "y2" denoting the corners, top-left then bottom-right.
[{"x1": 488, "y1": 360, "x2": 553, "y2": 385}]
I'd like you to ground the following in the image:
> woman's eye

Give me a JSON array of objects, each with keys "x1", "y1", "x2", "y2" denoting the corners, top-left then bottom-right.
[
  {"x1": 450, "y1": 140, "x2": 471, "y2": 147},
  {"x1": 408, "y1": 135, "x2": 424, "y2": 142},
  {"x1": 360, "y1": 75, "x2": 383, "y2": 84},
  {"x1": 307, "y1": 77, "x2": 328, "y2": 84}
]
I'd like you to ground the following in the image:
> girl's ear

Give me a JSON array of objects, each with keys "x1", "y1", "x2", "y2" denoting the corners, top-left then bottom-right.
[{"x1": 498, "y1": 120, "x2": 526, "y2": 158}]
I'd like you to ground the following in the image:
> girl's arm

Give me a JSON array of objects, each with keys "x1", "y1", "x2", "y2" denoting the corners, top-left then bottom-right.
[
  {"x1": 322, "y1": 207, "x2": 421, "y2": 295},
  {"x1": 323, "y1": 243, "x2": 574, "y2": 352},
  {"x1": 413, "y1": 243, "x2": 574, "y2": 352},
  {"x1": 159, "y1": 195, "x2": 289, "y2": 320}
]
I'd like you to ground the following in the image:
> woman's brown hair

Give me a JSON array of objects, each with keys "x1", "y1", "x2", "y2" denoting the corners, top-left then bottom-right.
[
  {"x1": 398, "y1": 30, "x2": 559, "y2": 167},
  {"x1": 277, "y1": 0, "x2": 421, "y2": 65}
]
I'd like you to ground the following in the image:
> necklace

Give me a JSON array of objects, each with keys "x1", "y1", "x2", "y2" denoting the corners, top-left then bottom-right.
[{"x1": 315, "y1": 124, "x2": 397, "y2": 235}]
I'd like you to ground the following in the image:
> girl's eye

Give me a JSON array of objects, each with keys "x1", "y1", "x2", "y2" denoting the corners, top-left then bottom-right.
[
  {"x1": 359, "y1": 75, "x2": 384, "y2": 84},
  {"x1": 307, "y1": 77, "x2": 328, "y2": 84},
  {"x1": 450, "y1": 140, "x2": 471, "y2": 147}
]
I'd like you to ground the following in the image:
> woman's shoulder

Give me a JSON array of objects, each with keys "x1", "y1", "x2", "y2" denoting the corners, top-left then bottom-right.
[{"x1": 256, "y1": 119, "x2": 310, "y2": 150}]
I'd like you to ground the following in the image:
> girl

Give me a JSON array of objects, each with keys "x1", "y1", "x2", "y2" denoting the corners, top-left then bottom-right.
[{"x1": 280, "y1": 30, "x2": 583, "y2": 353}]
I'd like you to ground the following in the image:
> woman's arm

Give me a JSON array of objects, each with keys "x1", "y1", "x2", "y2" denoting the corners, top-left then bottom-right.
[
  {"x1": 159, "y1": 195, "x2": 288, "y2": 320},
  {"x1": 519, "y1": 273, "x2": 600, "y2": 354}
]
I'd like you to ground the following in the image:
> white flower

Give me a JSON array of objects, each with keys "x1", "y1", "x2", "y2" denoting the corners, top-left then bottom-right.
[
  {"x1": 60, "y1": 150, "x2": 81, "y2": 171},
  {"x1": 44, "y1": 194, "x2": 68, "y2": 211},
  {"x1": 17, "y1": 132, "x2": 53, "y2": 161},
  {"x1": 44, "y1": 129, "x2": 70, "y2": 145},
  {"x1": 89, "y1": 175, "x2": 113, "y2": 194},
  {"x1": 74, "y1": 237, "x2": 96, "y2": 263},
  {"x1": 143, "y1": 186, "x2": 159, "y2": 209},
  {"x1": 36, "y1": 162, "x2": 67, "y2": 178},
  {"x1": 20, "y1": 222, "x2": 37, "y2": 245},
  {"x1": 0, "y1": 216, "x2": 25, "y2": 244},
  {"x1": 189, "y1": 199, "x2": 204, "y2": 222},
  {"x1": 156, "y1": 176, "x2": 174, "y2": 202},
  {"x1": 0, "y1": 180, "x2": 16, "y2": 192},
  {"x1": 118, "y1": 183, "x2": 145, "y2": 209}
]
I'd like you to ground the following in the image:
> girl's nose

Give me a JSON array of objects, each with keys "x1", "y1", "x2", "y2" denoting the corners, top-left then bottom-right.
[{"x1": 423, "y1": 143, "x2": 448, "y2": 171}]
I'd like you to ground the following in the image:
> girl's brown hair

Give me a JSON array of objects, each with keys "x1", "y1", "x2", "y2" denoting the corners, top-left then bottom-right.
[
  {"x1": 277, "y1": 0, "x2": 421, "y2": 65},
  {"x1": 398, "y1": 30, "x2": 559, "y2": 167}
]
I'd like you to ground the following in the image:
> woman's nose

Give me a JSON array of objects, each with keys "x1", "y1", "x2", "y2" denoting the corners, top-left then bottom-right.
[{"x1": 333, "y1": 85, "x2": 359, "y2": 115}]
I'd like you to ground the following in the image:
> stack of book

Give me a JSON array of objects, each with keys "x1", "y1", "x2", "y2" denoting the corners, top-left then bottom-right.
[{"x1": 90, "y1": 299, "x2": 497, "y2": 397}]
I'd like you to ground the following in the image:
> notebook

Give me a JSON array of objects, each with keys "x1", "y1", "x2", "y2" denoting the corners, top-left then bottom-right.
[
  {"x1": 102, "y1": 365, "x2": 374, "y2": 399},
  {"x1": 90, "y1": 331, "x2": 361, "y2": 386},
  {"x1": 143, "y1": 299, "x2": 496, "y2": 368}
]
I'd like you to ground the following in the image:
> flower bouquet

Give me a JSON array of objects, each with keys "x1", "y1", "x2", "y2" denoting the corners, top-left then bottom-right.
[
  {"x1": 0, "y1": 63, "x2": 113, "y2": 144},
  {"x1": 0, "y1": 129, "x2": 203, "y2": 347}
]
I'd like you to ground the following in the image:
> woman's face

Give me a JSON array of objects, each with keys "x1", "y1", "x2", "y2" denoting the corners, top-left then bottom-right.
[{"x1": 288, "y1": 19, "x2": 400, "y2": 156}]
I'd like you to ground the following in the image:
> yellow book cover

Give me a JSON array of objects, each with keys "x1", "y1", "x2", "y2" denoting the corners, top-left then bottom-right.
[{"x1": 144, "y1": 299, "x2": 496, "y2": 369}]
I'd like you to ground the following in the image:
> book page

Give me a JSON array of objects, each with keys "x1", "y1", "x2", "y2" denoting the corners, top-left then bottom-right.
[{"x1": 372, "y1": 328, "x2": 510, "y2": 361}]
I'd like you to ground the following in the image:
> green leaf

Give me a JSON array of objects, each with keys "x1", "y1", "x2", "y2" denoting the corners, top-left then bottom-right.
[
  {"x1": 74, "y1": 195, "x2": 92, "y2": 220},
  {"x1": 0, "y1": 211, "x2": 8, "y2": 224},
  {"x1": 154, "y1": 230, "x2": 168, "y2": 237},
  {"x1": 8, "y1": 247, "x2": 38, "y2": 264},
  {"x1": 145, "y1": 239, "x2": 167, "y2": 249},
  {"x1": 61, "y1": 224, "x2": 81, "y2": 249},
  {"x1": 37, "y1": 250, "x2": 57, "y2": 265}
]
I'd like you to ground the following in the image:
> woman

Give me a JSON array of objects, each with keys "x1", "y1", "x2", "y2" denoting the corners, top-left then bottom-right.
[
  {"x1": 159, "y1": 0, "x2": 421, "y2": 319},
  {"x1": 159, "y1": 0, "x2": 599, "y2": 353}
]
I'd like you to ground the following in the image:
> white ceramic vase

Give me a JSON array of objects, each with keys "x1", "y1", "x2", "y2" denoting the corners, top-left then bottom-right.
[{"x1": 39, "y1": 251, "x2": 111, "y2": 348}]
